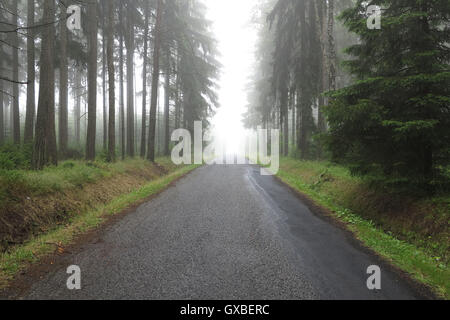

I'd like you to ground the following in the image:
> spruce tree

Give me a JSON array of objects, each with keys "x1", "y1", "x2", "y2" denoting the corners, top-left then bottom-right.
[{"x1": 325, "y1": 0, "x2": 450, "y2": 189}]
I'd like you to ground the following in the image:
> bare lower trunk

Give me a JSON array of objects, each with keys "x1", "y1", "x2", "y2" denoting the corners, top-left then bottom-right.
[
  {"x1": 74, "y1": 71, "x2": 81, "y2": 146},
  {"x1": 140, "y1": 2, "x2": 150, "y2": 158},
  {"x1": 12, "y1": 0, "x2": 20, "y2": 144},
  {"x1": 147, "y1": 0, "x2": 163, "y2": 162},
  {"x1": 86, "y1": 0, "x2": 98, "y2": 161},
  {"x1": 300, "y1": 100, "x2": 313, "y2": 160},
  {"x1": 9, "y1": 89, "x2": 12, "y2": 140},
  {"x1": 0, "y1": 77, "x2": 3, "y2": 145},
  {"x1": 119, "y1": 11, "x2": 125, "y2": 160},
  {"x1": 32, "y1": 0, "x2": 57, "y2": 170},
  {"x1": 102, "y1": 8, "x2": 107, "y2": 151},
  {"x1": 125, "y1": 3, "x2": 135, "y2": 157},
  {"x1": 328, "y1": 0, "x2": 337, "y2": 92},
  {"x1": 318, "y1": 0, "x2": 327, "y2": 134},
  {"x1": 296, "y1": 93, "x2": 302, "y2": 152},
  {"x1": 0, "y1": 41, "x2": 4, "y2": 145},
  {"x1": 283, "y1": 107, "x2": 289, "y2": 157},
  {"x1": 280, "y1": 93, "x2": 289, "y2": 157},
  {"x1": 164, "y1": 48, "x2": 170, "y2": 156},
  {"x1": 107, "y1": 0, "x2": 116, "y2": 162},
  {"x1": 291, "y1": 90, "x2": 296, "y2": 149},
  {"x1": 59, "y1": 1, "x2": 69, "y2": 155},
  {"x1": 24, "y1": 0, "x2": 36, "y2": 144},
  {"x1": 174, "y1": 53, "x2": 181, "y2": 129}
]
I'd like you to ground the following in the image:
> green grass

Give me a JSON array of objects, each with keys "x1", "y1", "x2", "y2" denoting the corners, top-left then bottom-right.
[
  {"x1": 0, "y1": 161, "x2": 198, "y2": 288},
  {"x1": 0, "y1": 161, "x2": 103, "y2": 205},
  {"x1": 0, "y1": 157, "x2": 184, "y2": 205},
  {"x1": 276, "y1": 157, "x2": 449, "y2": 299}
]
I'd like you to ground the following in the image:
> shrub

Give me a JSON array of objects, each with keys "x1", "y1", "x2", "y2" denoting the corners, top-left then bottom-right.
[
  {"x1": 0, "y1": 144, "x2": 32, "y2": 170},
  {"x1": 0, "y1": 169, "x2": 26, "y2": 203}
]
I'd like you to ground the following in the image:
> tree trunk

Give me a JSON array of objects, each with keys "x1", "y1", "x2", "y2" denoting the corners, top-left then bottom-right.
[
  {"x1": 86, "y1": 0, "x2": 98, "y2": 161},
  {"x1": 282, "y1": 91, "x2": 289, "y2": 157},
  {"x1": 102, "y1": 7, "x2": 108, "y2": 151},
  {"x1": 297, "y1": 0, "x2": 306, "y2": 155},
  {"x1": 318, "y1": 0, "x2": 327, "y2": 134},
  {"x1": 12, "y1": 0, "x2": 20, "y2": 144},
  {"x1": 84, "y1": 89, "x2": 87, "y2": 139},
  {"x1": 291, "y1": 90, "x2": 296, "y2": 148},
  {"x1": 0, "y1": 76, "x2": 3, "y2": 145},
  {"x1": 74, "y1": 71, "x2": 81, "y2": 146},
  {"x1": 140, "y1": 1, "x2": 149, "y2": 158},
  {"x1": 24, "y1": 0, "x2": 36, "y2": 144},
  {"x1": 9, "y1": 84, "x2": 12, "y2": 140},
  {"x1": 300, "y1": 100, "x2": 313, "y2": 160},
  {"x1": 106, "y1": 0, "x2": 115, "y2": 162},
  {"x1": 164, "y1": 48, "x2": 170, "y2": 156},
  {"x1": 0, "y1": 41, "x2": 4, "y2": 145},
  {"x1": 125, "y1": 2, "x2": 135, "y2": 157},
  {"x1": 296, "y1": 90, "x2": 302, "y2": 152},
  {"x1": 134, "y1": 69, "x2": 137, "y2": 155},
  {"x1": 328, "y1": 0, "x2": 336, "y2": 92},
  {"x1": 174, "y1": 55, "x2": 181, "y2": 130},
  {"x1": 147, "y1": 0, "x2": 163, "y2": 162},
  {"x1": 32, "y1": 0, "x2": 57, "y2": 170},
  {"x1": 59, "y1": 0, "x2": 69, "y2": 155},
  {"x1": 119, "y1": 10, "x2": 125, "y2": 160}
]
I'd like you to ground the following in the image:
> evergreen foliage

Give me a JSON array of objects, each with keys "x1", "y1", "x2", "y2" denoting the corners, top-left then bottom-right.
[{"x1": 325, "y1": 0, "x2": 450, "y2": 189}]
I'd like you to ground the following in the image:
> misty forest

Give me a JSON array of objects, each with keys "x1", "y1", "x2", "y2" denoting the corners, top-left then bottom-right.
[
  {"x1": 0, "y1": 0, "x2": 449, "y2": 300},
  {"x1": 0, "y1": 0, "x2": 220, "y2": 166}
]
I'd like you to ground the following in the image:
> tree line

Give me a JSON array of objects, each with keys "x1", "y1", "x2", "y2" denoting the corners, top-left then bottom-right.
[
  {"x1": 244, "y1": 0, "x2": 450, "y2": 190},
  {"x1": 0, "y1": 0, "x2": 220, "y2": 169}
]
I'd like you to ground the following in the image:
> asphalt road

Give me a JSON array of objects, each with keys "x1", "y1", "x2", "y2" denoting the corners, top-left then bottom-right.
[{"x1": 23, "y1": 164, "x2": 423, "y2": 300}]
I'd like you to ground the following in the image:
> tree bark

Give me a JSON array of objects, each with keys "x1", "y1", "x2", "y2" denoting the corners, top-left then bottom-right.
[
  {"x1": 164, "y1": 48, "x2": 170, "y2": 156},
  {"x1": 281, "y1": 90, "x2": 289, "y2": 157},
  {"x1": 86, "y1": 0, "x2": 98, "y2": 161},
  {"x1": 106, "y1": 0, "x2": 115, "y2": 162},
  {"x1": 119, "y1": 9, "x2": 125, "y2": 160},
  {"x1": 59, "y1": 0, "x2": 69, "y2": 155},
  {"x1": 140, "y1": 1, "x2": 149, "y2": 158},
  {"x1": 147, "y1": 0, "x2": 163, "y2": 162},
  {"x1": 0, "y1": 76, "x2": 3, "y2": 145},
  {"x1": 328, "y1": 0, "x2": 337, "y2": 92},
  {"x1": 24, "y1": 0, "x2": 36, "y2": 144},
  {"x1": 291, "y1": 90, "x2": 296, "y2": 148},
  {"x1": 318, "y1": 0, "x2": 328, "y2": 134},
  {"x1": 74, "y1": 70, "x2": 81, "y2": 146},
  {"x1": 296, "y1": 92, "x2": 302, "y2": 152},
  {"x1": 174, "y1": 54, "x2": 181, "y2": 130},
  {"x1": 12, "y1": 0, "x2": 20, "y2": 144},
  {"x1": 0, "y1": 38, "x2": 4, "y2": 145},
  {"x1": 297, "y1": 0, "x2": 307, "y2": 155},
  {"x1": 32, "y1": 0, "x2": 57, "y2": 170},
  {"x1": 102, "y1": 6, "x2": 107, "y2": 151},
  {"x1": 125, "y1": 2, "x2": 135, "y2": 157}
]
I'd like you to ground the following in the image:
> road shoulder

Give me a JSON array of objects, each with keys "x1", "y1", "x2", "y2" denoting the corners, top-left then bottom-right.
[{"x1": 0, "y1": 165, "x2": 198, "y2": 299}]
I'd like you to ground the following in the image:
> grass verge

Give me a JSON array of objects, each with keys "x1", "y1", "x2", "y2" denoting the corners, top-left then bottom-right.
[
  {"x1": 276, "y1": 157, "x2": 449, "y2": 299},
  {"x1": 0, "y1": 161, "x2": 198, "y2": 289}
]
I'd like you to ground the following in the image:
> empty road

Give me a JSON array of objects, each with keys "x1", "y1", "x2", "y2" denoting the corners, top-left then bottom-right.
[{"x1": 22, "y1": 164, "x2": 424, "y2": 300}]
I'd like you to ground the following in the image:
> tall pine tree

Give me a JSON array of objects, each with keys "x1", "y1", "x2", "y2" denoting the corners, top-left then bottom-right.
[{"x1": 325, "y1": 0, "x2": 450, "y2": 189}]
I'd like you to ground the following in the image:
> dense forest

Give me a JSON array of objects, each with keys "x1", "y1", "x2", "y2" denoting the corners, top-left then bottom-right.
[
  {"x1": 0, "y1": 0, "x2": 449, "y2": 300},
  {"x1": 0, "y1": 0, "x2": 219, "y2": 168},
  {"x1": 1, "y1": 0, "x2": 449, "y2": 193},
  {"x1": 244, "y1": 0, "x2": 450, "y2": 192}
]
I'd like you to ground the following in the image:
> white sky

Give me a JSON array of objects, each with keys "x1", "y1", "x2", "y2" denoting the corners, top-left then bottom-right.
[{"x1": 206, "y1": 0, "x2": 258, "y2": 153}]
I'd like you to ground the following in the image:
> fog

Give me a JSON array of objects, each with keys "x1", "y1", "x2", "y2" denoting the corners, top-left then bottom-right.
[{"x1": 207, "y1": 0, "x2": 258, "y2": 154}]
